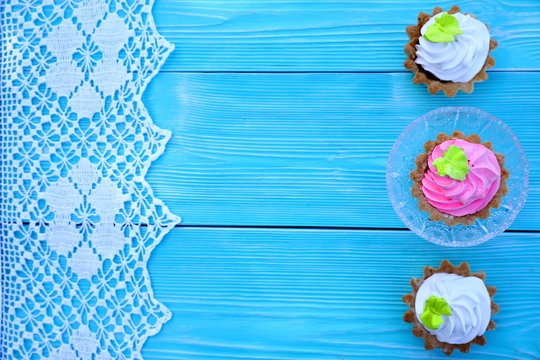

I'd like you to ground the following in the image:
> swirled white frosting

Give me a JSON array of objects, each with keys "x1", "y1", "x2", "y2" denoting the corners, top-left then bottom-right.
[
  {"x1": 415, "y1": 12, "x2": 491, "y2": 82},
  {"x1": 415, "y1": 273, "x2": 491, "y2": 344}
]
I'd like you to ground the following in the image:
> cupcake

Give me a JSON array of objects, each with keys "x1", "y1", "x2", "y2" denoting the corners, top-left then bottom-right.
[
  {"x1": 410, "y1": 131, "x2": 509, "y2": 226},
  {"x1": 403, "y1": 260, "x2": 499, "y2": 355},
  {"x1": 404, "y1": 5, "x2": 498, "y2": 97}
]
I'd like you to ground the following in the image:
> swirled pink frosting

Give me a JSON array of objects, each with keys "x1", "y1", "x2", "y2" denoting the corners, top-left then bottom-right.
[{"x1": 421, "y1": 139, "x2": 501, "y2": 216}]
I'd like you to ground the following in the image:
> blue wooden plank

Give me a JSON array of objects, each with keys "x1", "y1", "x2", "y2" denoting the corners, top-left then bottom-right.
[
  {"x1": 143, "y1": 227, "x2": 540, "y2": 359},
  {"x1": 144, "y1": 72, "x2": 540, "y2": 230},
  {"x1": 153, "y1": 0, "x2": 540, "y2": 71}
]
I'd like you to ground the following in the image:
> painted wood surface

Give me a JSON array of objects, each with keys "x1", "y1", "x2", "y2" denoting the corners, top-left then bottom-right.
[
  {"x1": 143, "y1": 0, "x2": 540, "y2": 358},
  {"x1": 143, "y1": 227, "x2": 540, "y2": 359},
  {"x1": 152, "y1": 0, "x2": 540, "y2": 72},
  {"x1": 144, "y1": 71, "x2": 540, "y2": 230}
]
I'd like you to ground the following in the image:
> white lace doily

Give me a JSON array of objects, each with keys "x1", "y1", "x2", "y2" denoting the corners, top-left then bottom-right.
[{"x1": 0, "y1": 0, "x2": 179, "y2": 358}]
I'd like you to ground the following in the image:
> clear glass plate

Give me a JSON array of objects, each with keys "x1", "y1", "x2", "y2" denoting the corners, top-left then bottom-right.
[{"x1": 386, "y1": 107, "x2": 529, "y2": 247}]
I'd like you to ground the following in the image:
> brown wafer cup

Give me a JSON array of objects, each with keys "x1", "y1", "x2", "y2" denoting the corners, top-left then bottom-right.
[
  {"x1": 403, "y1": 260, "x2": 499, "y2": 355},
  {"x1": 410, "y1": 131, "x2": 509, "y2": 226},
  {"x1": 404, "y1": 5, "x2": 498, "y2": 97}
]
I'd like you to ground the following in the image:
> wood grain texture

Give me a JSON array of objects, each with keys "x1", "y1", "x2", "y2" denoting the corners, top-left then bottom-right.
[
  {"x1": 152, "y1": 0, "x2": 540, "y2": 72},
  {"x1": 144, "y1": 71, "x2": 540, "y2": 230},
  {"x1": 143, "y1": 227, "x2": 540, "y2": 360}
]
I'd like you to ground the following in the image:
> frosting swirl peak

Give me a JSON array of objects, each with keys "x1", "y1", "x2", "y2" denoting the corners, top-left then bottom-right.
[
  {"x1": 422, "y1": 139, "x2": 501, "y2": 216},
  {"x1": 415, "y1": 273, "x2": 491, "y2": 344},
  {"x1": 415, "y1": 12, "x2": 491, "y2": 82}
]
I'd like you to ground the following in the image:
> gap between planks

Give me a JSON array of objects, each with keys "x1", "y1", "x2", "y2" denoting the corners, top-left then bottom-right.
[
  {"x1": 157, "y1": 69, "x2": 540, "y2": 74},
  {"x1": 173, "y1": 224, "x2": 540, "y2": 234}
]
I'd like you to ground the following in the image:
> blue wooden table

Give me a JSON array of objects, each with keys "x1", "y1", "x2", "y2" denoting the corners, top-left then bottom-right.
[{"x1": 142, "y1": 1, "x2": 540, "y2": 358}]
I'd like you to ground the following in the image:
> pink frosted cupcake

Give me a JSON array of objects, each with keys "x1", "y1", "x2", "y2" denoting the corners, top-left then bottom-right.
[{"x1": 411, "y1": 131, "x2": 509, "y2": 226}]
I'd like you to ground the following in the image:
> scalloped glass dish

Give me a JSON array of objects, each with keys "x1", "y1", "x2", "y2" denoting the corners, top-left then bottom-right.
[{"x1": 387, "y1": 107, "x2": 529, "y2": 247}]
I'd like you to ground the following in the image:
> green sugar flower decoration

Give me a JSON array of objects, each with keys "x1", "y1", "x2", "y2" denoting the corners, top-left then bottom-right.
[
  {"x1": 432, "y1": 145, "x2": 469, "y2": 181},
  {"x1": 425, "y1": 13, "x2": 464, "y2": 43},
  {"x1": 420, "y1": 296, "x2": 453, "y2": 330}
]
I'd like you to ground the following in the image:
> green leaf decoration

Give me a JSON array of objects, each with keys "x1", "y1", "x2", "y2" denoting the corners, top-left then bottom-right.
[
  {"x1": 432, "y1": 145, "x2": 469, "y2": 181},
  {"x1": 420, "y1": 296, "x2": 453, "y2": 330},
  {"x1": 424, "y1": 13, "x2": 464, "y2": 43}
]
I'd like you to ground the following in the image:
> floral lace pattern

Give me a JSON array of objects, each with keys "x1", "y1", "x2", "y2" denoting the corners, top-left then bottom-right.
[{"x1": 0, "y1": 0, "x2": 179, "y2": 359}]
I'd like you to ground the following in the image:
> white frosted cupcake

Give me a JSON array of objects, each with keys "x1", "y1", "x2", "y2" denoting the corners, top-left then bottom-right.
[
  {"x1": 404, "y1": 6, "x2": 497, "y2": 96},
  {"x1": 403, "y1": 260, "x2": 499, "y2": 355}
]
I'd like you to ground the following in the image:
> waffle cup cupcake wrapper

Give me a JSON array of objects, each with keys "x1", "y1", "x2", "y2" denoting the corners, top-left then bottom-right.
[
  {"x1": 403, "y1": 260, "x2": 499, "y2": 355},
  {"x1": 410, "y1": 131, "x2": 509, "y2": 226},
  {"x1": 404, "y1": 5, "x2": 498, "y2": 97}
]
